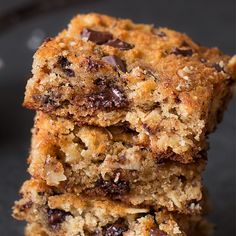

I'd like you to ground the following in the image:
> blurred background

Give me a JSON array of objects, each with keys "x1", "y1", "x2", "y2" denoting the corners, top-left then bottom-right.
[{"x1": 0, "y1": 0, "x2": 235, "y2": 235}]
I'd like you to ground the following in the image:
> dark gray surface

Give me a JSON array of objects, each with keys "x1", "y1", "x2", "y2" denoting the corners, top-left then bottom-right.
[{"x1": 0, "y1": 0, "x2": 235, "y2": 235}]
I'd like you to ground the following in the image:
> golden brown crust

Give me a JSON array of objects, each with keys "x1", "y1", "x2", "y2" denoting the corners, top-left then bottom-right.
[{"x1": 23, "y1": 13, "x2": 235, "y2": 163}]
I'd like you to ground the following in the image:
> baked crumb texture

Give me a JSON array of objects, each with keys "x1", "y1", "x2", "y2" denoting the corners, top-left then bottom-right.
[
  {"x1": 28, "y1": 112, "x2": 205, "y2": 214},
  {"x1": 24, "y1": 13, "x2": 236, "y2": 163},
  {"x1": 13, "y1": 13, "x2": 236, "y2": 235},
  {"x1": 13, "y1": 179, "x2": 213, "y2": 236}
]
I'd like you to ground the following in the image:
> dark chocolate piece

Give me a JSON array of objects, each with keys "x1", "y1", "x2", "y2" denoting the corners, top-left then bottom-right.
[
  {"x1": 57, "y1": 56, "x2": 75, "y2": 77},
  {"x1": 87, "y1": 86, "x2": 128, "y2": 109},
  {"x1": 47, "y1": 208, "x2": 71, "y2": 230},
  {"x1": 103, "y1": 218, "x2": 128, "y2": 236},
  {"x1": 106, "y1": 38, "x2": 134, "y2": 50},
  {"x1": 80, "y1": 28, "x2": 113, "y2": 45},
  {"x1": 85, "y1": 177, "x2": 130, "y2": 200},
  {"x1": 102, "y1": 55, "x2": 127, "y2": 72},
  {"x1": 95, "y1": 177, "x2": 130, "y2": 197},
  {"x1": 172, "y1": 48, "x2": 193, "y2": 57}
]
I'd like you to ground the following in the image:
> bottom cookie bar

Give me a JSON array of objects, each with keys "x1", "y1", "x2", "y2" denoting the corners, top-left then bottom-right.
[{"x1": 13, "y1": 179, "x2": 212, "y2": 236}]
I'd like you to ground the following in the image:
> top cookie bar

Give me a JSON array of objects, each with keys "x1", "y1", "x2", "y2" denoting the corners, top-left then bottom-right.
[{"x1": 23, "y1": 13, "x2": 236, "y2": 163}]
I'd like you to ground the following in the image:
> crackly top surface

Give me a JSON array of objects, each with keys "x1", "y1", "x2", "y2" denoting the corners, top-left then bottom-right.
[{"x1": 23, "y1": 13, "x2": 236, "y2": 163}]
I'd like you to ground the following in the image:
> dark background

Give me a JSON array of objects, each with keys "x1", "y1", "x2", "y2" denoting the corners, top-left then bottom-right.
[{"x1": 0, "y1": 0, "x2": 235, "y2": 235}]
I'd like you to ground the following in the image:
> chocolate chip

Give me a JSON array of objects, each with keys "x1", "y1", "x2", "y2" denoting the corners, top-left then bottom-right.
[
  {"x1": 102, "y1": 55, "x2": 127, "y2": 72},
  {"x1": 150, "y1": 228, "x2": 167, "y2": 236},
  {"x1": 174, "y1": 95, "x2": 181, "y2": 104},
  {"x1": 86, "y1": 177, "x2": 130, "y2": 199},
  {"x1": 103, "y1": 218, "x2": 128, "y2": 236},
  {"x1": 58, "y1": 56, "x2": 70, "y2": 68},
  {"x1": 212, "y1": 63, "x2": 224, "y2": 72},
  {"x1": 64, "y1": 68, "x2": 75, "y2": 77},
  {"x1": 32, "y1": 91, "x2": 62, "y2": 110},
  {"x1": 47, "y1": 208, "x2": 71, "y2": 230},
  {"x1": 57, "y1": 56, "x2": 75, "y2": 77},
  {"x1": 97, "y1": 177, "x2": 130, "y2": 197},
  {"x1": 171, "y1": 48, "x2": 193, "y2": 57},
  {"x1": 106, "y1": 39, "x2": 134, "y2": 50},
  {"x1": 87, "y1": 86, "x2": 128, "y2": 110},
  {"x1": 80, "y1": 28, "x2": 113, "y2": 45},
  {"x1": 33, "y1": 95, "x2": 54, "y2": 106}
]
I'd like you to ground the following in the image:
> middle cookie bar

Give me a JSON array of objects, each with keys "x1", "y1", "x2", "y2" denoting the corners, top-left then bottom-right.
[{"x1": 28, "y1": 112, "x2": 206, "y2": 214}]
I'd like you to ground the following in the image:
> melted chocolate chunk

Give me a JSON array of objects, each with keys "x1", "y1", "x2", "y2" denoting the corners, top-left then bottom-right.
[
  {"x1": 103, "y1": 219, "x2": 128, "y2": 236},
  {"x1": 33, "y1": 91, "x2": 62, "y2": 111},
  {"x1": 58, "y1": 56, "x2": 70, "y2": 68},
  {"x1": 150, "y1": 228, "x2": 167, "y2": 236},
  {"x1": 106, "y1": 38, "x2": 134, "y2": 50},
  {"x1": 171, "y1": 48, "x2": 193, "y2": 57},
  {"x1": 87, "y1": 177, "x2": 130, "y2": 199},
  {"x1": 80, "y1": 28, "x2": 113, "y2": 45},
  {"x1": 96, "y1": 177, "x2": 130, "y2": 196},
  {"x1": 33, "y1": 95, "x2": 55, "y2": 106},
  {"x1": 87, "y1": 86, "x2": 128, "y2": 110},
  {"x1": 47, "y1": 208, "x2": 71, "y2": 230},
  {"x1": 64, "y1": 68, "x2": 75, "y2": 77},
  {"x1": 57, "y1": 56, "x2": 75, "y2": 77},
  {"x1": 102, "y1": 55, "x2": 127, "y2": 72},
  {"x1": 174, "y1": 95, "x2": 181, "y2": 104}
]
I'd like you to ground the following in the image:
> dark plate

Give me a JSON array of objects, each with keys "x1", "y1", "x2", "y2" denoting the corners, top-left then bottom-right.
[{"x1": 0, "y1": 0, "x2": 235, "y2": 235}]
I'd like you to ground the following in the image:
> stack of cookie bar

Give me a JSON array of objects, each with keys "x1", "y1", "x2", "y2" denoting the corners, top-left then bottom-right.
[{"x1": 13, "y1": 14, "x2": 236, "y2": 236}]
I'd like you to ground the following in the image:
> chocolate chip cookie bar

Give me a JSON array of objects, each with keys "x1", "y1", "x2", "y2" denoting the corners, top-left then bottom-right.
[
  {"x1": 23, "y1": 13, "x2": 236, "y2": 163},
  {"x1": 28, "y1": 112, "x2": 205, "y2": 214},
  {"x1": 13, "y1": 179, "x2": 213, "y2": 236}
]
